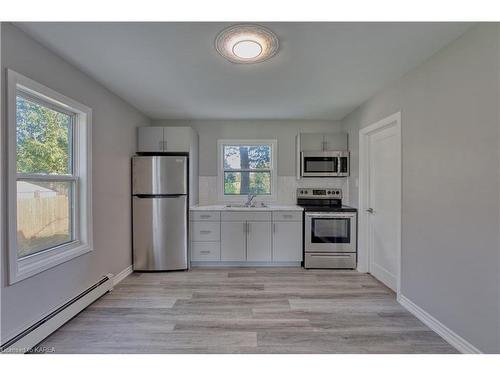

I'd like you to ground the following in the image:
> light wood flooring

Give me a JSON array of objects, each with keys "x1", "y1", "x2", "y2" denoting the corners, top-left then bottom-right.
[{"x1": 35, "y1": 268, "x2": 457, "y2": 353}]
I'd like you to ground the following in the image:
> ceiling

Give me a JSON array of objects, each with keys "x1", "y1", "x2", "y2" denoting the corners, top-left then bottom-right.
[{"x1": 15, "y1": 22, "x2": 472, "y2": 121}]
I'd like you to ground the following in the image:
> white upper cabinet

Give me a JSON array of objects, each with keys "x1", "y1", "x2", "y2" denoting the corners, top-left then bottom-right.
[
  {"x1": 299, "y1": 132, "x2": 348, "y2": 152},
  {"x1": 324, "y1": 133, "x2": 348, "y2": 150},
  {"x1": 164, "y1": 127, "x2": 192, "y2": 152},
  {"x1": 137, "y1": 126, "x2": 196, "y2": 153},
  {"x1": 137, "y1": 127, "x2": 164, "y2": 153}
]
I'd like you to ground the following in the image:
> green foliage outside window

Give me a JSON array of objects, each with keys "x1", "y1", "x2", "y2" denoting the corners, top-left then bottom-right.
[
  {"x1": 16, "y1": 95, "x2": 72, "y2": 175},
  {"x1": 223, "y1": 144, "x2": 272, "y2": 195}
]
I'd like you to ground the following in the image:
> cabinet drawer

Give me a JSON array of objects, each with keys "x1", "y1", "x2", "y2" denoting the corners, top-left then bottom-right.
[
  {"x1": 191, "y1": 222, "x2": 220, "y2": 241},
  {"x1": 221, "y1": 211, "x2": 271, "y2": 222},
  {"x1": 191, "y1": 211, "x2": 221, "y2": 221},
  {"x1": 191, "y1": 242, "x2": 220, "y2": 261},
  {"x1": 272, "y1": 211, "x2": 302, "y2": 221},
  {"x1": 305, "y1": 253, "x2": 356, "y2": 269}
]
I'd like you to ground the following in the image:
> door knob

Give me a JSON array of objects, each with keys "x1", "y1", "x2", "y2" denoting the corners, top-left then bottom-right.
[{"x1": 366, "y1": 208, "x2": 374, "y2": 214}]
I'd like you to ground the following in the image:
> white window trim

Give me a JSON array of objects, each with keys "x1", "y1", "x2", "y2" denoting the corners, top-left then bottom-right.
[
  {"x1": 217, "y1": 139, "x2": 278, "y2": 202},
  {"x1": 7, "y1": 70, "x2": 93, "y2": 285}
]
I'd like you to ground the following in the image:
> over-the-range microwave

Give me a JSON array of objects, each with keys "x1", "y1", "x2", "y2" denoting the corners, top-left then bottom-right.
[{"x1": 300, "y1": 151, "x2": 350, "y2": 177}]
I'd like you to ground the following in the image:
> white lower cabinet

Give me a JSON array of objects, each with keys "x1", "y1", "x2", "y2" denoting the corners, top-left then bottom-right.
[
  {"x1": 193, "y1": 209, "x2": 302, "y2": 264},
  {"x1": 246, "y1": 221, "x2": 272, "y2": 261},
  {"x1": 273, "y1": 221, "x2": 302, "y2": 262},
  {"x1": 191, "y1": 242, "x2": 220, "y2": 261},
  {"x1": 221, "y1": 221, "x2": 246, "y2": 261}
]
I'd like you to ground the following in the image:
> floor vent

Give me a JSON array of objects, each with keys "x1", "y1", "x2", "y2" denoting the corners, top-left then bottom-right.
[{"x1": 0, "y1": 274, "x2": 114, "y2": 354}]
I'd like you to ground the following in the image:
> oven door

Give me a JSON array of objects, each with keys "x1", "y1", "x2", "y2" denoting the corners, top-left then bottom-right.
[
  {"x1": 301, "y1": 153, "x2": 338, "y2": 177},
  {"x1": 305, "y1": 212, "x2": 356, "y2": 252}
]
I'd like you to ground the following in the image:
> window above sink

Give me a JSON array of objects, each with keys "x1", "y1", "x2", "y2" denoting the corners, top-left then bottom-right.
[{"x1": 217, "y1": 139, "x2": 277, "y2": 203}]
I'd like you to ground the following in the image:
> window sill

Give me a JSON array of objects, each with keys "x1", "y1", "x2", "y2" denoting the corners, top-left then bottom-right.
[{"x1": 9, "y1": 241, "x2": 92, "y2": 285}]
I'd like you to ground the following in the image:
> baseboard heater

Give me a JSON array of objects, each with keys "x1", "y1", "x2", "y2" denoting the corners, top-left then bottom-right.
[{"x1": 0, "y1": 273, "x2": 114, "y2": 354}]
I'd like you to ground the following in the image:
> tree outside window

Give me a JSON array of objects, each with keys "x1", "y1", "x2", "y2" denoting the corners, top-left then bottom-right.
[{"x1": 222, "y1": 143, "x2": 273, "y2": 196}]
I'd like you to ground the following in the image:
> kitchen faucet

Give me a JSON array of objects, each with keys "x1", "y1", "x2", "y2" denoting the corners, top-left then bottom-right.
[{"x1": 245, "y1": 193, "x2": 257, "y2": 207}]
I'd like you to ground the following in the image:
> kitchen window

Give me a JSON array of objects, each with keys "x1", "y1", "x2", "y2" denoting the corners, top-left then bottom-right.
[
  {"x1": 7, "y1": 70, "x2": 93, "y2": 284},
  {"x1": 218, "y1": 140, "x2": 277, "y2": 201}
]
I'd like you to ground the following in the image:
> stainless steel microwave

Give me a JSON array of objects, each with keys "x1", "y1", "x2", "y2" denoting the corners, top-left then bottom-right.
[{"x1": 301, "y1": 151, "x2": 350, "y2": 177}]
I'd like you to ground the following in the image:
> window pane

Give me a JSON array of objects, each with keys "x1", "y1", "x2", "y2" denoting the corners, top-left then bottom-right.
[
  {"x1": 17, "y1": 180, "x2": 74, "y2": 258},
  {"x1": 16, "y1": 95, "x2": 73, "y2": 175},
  {"x1": 224, "y1": 172, "x2": 271, "y2": 195},
  {"x1": 223, "y1": 145, "x2": 271, "y2": 170}
]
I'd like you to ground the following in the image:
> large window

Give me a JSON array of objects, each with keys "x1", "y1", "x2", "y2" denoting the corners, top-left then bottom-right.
[
  {"x1": 7, "y1": 70, "x2": 92, "y2": 284},
  {"x1": 218, "y1": 140, "x2": 277, "y2": 200},
  {"x1": 16, "y1": 94, "x2": 75, "y2": 258}
]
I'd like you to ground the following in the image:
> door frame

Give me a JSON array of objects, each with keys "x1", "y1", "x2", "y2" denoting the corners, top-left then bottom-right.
[{"x1": 358, "y1": 112, "x2": 402, "y2": 295}]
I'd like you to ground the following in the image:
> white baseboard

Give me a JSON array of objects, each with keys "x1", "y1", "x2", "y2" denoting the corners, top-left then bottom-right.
[
  {"x1": 113, "y1": 265, "x2": 133, "y2": 286},
  {"x1": 2, "y1": 275, "x2": 113, "y2": 353},
  {"x1": 397, "y1": 294, "x2": 482, "y2": 354}
]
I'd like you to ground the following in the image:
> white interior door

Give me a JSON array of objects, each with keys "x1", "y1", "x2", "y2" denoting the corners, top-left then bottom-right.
[{"x1": 361, "y1": 113, "x2": 401, "y2": 292}]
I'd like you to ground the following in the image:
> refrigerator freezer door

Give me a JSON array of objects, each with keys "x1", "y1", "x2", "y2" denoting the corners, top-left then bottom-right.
[
  {"x1": 132, "y1": 156, "x2": 188, "y2": 195},
  {"x1": 133, "y1": 195, "x2": 188, "y2": 271}
]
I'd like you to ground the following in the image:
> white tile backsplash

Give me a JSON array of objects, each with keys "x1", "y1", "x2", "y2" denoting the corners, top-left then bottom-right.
[{"x1": 198, "y1": 176, "x2": 350, "y2": 206}]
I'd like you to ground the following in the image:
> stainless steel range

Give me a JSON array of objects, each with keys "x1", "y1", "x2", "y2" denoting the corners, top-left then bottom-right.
[{"x1": 297, "y1": 188, "x2": 357, "y2": 269}]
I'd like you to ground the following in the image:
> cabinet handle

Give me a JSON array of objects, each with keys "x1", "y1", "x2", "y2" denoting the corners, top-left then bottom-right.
[
  {"x1": 200, "y1": 250, "x2": 211, "y2": 254},
  {"x1": 200, "y1": 214, "x2": 211, "y2": 219},
  {"x1": 283, "y1": 214, "x2": 293, "y2": 219},
  {"x1": 243, "y1": 222, "x2": 247, "y2": 233},
  {"x1": 200, "y1": 230, "x2": 212, "y2": 234}
]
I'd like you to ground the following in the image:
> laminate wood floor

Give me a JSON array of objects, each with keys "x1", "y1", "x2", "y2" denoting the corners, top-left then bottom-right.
[{"x1": 35, "y1": 268, "x2": 457, "y2": 354}]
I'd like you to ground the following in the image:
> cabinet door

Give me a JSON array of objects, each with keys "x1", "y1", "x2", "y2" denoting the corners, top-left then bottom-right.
[
  {"x1": 273, "y1": 221, "x2": 302, "y2": 262},
  {"x1": 221, "y1": 221, "x2": 246, "y2": 261},
  {"x1": 164, "y1": 127, "x2": 191, "y2": 152},
  {"x1": 137, "y1": 127, "x2": 164, "y2": 152},
  {"x1": 247, "y1": 221, "x2": 272, "y2": 262},
  {"x1": 300, "y1": 133, "x2": 324, "y2": 151},
  {"x1": 325, "y1": 133, "x2": 348, "y2": 150}
]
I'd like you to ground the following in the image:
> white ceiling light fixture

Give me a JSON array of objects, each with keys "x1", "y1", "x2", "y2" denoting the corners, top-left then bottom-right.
[{"x1": 215, "y1": 24, "x2": 279, "y2": 64}]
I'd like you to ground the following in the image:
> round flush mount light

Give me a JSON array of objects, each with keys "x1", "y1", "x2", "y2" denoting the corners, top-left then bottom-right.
[{"x1": 215, "y1": 24, "x2": 279, "y2": 64}]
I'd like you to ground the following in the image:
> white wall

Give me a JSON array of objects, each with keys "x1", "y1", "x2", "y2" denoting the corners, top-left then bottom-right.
[
  {"x1": 0, "y1": 23, "x2": 151, "y2": 342},
  {"x1": 152, "y1": 119, "x2": 348, "y2": 204},
  {"x1": 342, "y1": 24, "x2": 500, "y2": 353}
]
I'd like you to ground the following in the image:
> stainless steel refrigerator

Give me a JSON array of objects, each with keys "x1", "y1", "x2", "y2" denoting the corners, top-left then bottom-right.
[{"x1": 132, "y1": 155, "x2": 188, "y2": 271}]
